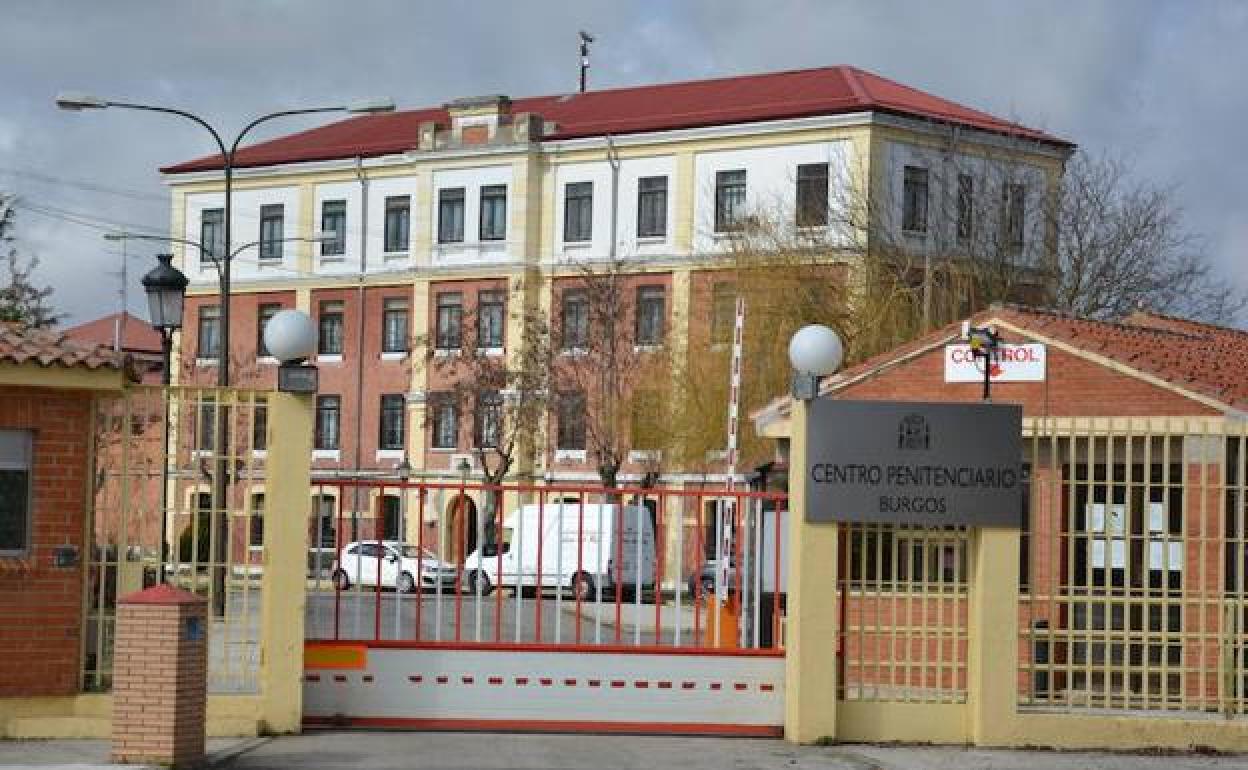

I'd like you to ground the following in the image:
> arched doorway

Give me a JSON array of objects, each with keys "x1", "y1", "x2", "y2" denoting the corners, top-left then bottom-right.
[{"x1": 445, "y1": 494, "x2": 478, "y2": 564}]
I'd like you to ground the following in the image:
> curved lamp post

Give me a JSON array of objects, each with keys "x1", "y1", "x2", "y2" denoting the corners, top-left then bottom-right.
[{"x1": 58, "y1": 93, "x2": 394, "y2": 387}]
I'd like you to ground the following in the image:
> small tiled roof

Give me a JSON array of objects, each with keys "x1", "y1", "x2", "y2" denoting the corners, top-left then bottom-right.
[
  {"x1": 0, "y1": 324, "x2": 128, "y2": 371},
  {"x1": 754, "y1": 305, "x2": 1248, "y2": 423},
  {"x1": 63, "y1": 312, "x2": 162, "y2": 355},
  {"x1": 162, "y1": 65, "x2": 1072, "y2": 174}
]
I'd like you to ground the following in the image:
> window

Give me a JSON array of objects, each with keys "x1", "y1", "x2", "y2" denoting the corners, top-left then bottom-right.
[
  {"x1": 475, "y1": 391, "x2": 503, "y2": 449},
  {"x1": 257, "y1": 303, "x2": 280, "y2": 358},
  {"x1": 381, "y1": 495, "x2": 400, "y2": 541},
  {"x1": 477, "y1": 290, "x2": 505, "y2": 349},
  {"x1": 1003, "y1": 183, "x2": 1025, "y2": 252},
  {"x1": 249, "y1": 493, "x2": 264, "y2": 548},
  {"x1": 957, "y1": 174, "x2": 974, "y2": 241},
  {"x1": 315, "y1": 395, "x2": 341, "y2": 451},
  {"x1": 902, "y1": 166, "x2": 928, "y2": 233},
  {"x1": 0, "y1": 431, "x2": 32, "y2": 554},
  {"x1": 563, "y1": 181, "x2": 593, "y2": 242},
  {"x1": 196, "y1": 396, "x2": 216, "y2": 452},
  {"x1": 711, "y1": 283, "x2": 737, "y2": 345},
  {"x1": 384, "y1": 195, "x2": 410, "y2": 253},
  {"x1": 252, "y1": 401, "x2": 268, "y2": 452},
  {"x1": 320, "y1": 200, "x2": 346, "y2": 257},
  {"x1": 637, "y1": 176, "x2": 667, "y2": 237},
  {"x1": 438, "y1": 187, "x2": 465, "y2": 243},
  {"x1": 259, "y1": 204, "x2": 284, "y2": 260},
  {"x1": 630, "y1": 389, "x2": 663, "y2": 450},
  {"x1": 197, "y1": 305, "x2": 220, "y2": 360},
  {"x1": 714, "y1": 170, "x2": 747, "y2": 232},
  {"x1": 314, "y1": 495, "x2": 336, "y2": 549},
  {"x1": 479, "y1": 185, "x2": 507, "y2": 241},
  {"x1": 317, "y1": 301, "x2": 344, "y2": 356},
  {"x1": 431, "y1": 395, "x2": 458, "y2": 449},
  {"x1": 379, "y1": 394, "x2": 405, "y2": 451},
  {"x1": 561, "y1": 289, "x2": 589, "y2": 350},
  {"x1": 635, "y1": 286, "x2": 665, "y2": 346},
  {"x1": 200, "y1": 208, "x2": 224, "y2": 265},
  {"x1": 435, "y1": 292, "x2": 463, "y2": 351},
  {"x1": 382, "y1": 298, "x2": 409, "y2": 353},
  {"x1": 795, "y1": 163, "x2": 829, "y2": 227},
  {"x1": 556, "y1": 392, "x2": 586, "y2": 451}
]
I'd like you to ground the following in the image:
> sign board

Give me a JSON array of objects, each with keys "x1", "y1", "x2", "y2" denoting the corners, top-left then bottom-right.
[
  {"x1": 944, "y1": 343, "x2": 1045, "y2": 383},
  {"x1": 804, "y1": 399, "x2": 1022, "y2": 526}
]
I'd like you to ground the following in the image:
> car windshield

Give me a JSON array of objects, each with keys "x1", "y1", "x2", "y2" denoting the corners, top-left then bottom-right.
[{"x1": 399, "y1": 545, "x2": 439, "y2": 561}]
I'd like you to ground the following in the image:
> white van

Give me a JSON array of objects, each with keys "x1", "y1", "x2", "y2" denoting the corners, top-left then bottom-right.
[{"x1": 462, "y1": 501, "x2": 655, "y2": 600}]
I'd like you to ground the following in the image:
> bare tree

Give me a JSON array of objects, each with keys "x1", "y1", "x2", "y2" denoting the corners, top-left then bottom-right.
[{"x1": 0, "y1": 195, "x2": 62, "y2": 328}]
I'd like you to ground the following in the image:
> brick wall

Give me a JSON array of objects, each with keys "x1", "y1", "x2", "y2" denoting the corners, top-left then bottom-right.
[{"x1": 0, "y1": 386, "x2": 93, "y2": 697}]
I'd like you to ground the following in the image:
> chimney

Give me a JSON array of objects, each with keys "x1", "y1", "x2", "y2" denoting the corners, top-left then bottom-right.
[{"x1": 418, "y1": 121, "x2": 439, "y2": 150}]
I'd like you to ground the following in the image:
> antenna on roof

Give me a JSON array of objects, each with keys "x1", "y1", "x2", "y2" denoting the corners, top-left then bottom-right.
[{"x1": 579, "y1": 30, "x2": 594, "y2": 93}]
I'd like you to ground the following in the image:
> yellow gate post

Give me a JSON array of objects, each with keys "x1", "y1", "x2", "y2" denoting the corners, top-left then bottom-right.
[
  {"x1": 784, "y1": 396, "x2": 839, "y2": 743},
  {"x1": 257, "y1": 392, "x2": 314, "y2": 734},
  {"x1": 967, "y1": 525, "x2": 1020, "y2": 745}
]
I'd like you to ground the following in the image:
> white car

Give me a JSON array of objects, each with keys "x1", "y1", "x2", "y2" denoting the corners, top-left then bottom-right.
[{"x1": 331, "y1": 541, "x2": 459, "y2": 593}]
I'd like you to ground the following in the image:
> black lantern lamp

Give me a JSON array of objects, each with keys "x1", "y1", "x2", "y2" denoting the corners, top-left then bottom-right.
[{"x1": 141, "y1": 253, "x2": 188, "y2": 386}]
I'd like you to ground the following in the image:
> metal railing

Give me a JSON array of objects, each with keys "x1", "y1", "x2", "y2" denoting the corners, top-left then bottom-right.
[{"x1": 303, "y1": 480, "x2": 788, "y2": 653}]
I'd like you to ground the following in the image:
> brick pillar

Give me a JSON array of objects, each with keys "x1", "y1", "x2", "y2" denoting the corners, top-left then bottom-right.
[{"x1": 111, "y1": 584, "x2": 207, "y2": 768}]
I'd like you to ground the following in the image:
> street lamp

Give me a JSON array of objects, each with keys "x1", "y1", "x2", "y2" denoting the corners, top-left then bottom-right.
[
  {"x1": 140, "y1": 253, "x2": 187, "y2": 583},
  {"x1": 58, "y1": 92, "x2": 395, "y2": 386},
  {"x1": 788, "y1": 324, "x2": 844, "y2": 401}
]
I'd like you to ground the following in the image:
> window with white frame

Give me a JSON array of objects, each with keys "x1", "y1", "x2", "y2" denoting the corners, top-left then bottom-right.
[
  {"x1": 795, "y1": 163, "x2": 829, "y2": 227},
  {"x1": 317, "y1": 300, "x2": 344, "y2": 356},
  {"x1": 384, "y1": 195, "x2": 410, "y2": 253},
  {"x1": 257, "y1": 303, "x2": 280, "y2": 358},
  {"x1": 435, "y1": 292, "x2": 463, "y2": 351},
  {"x1": 561, "y1": 289, "x2": 589, "y2": 350},
  {"x1": 200, "y1": 208, "x2": 224, "y2": 266},
  {"x1": 438, "y1": 188, "x2": 465, "y2": 243},
  {"x1": 714, "y1": 170, "x2": 747, "y2": 233},
  {"x1": 637, "y1": 176, "x2": 667, "y2": 238},
  {"x1": 315, "y1": 395, "x2": 341, "y2": 451},
  {"x1": 0, "y1": 431, "x2": 32, "y2": 555},
  {"x1": 710, "y1": 282, "x2": 737, "y2": 346},
  {"x1": 197, "y1": 305, "x2": 220, "y2": 359},
  {"x1": 431, "y1": 395, "x2": 458, "y2": 449},
  {"x1": 474, "y1": 391, "x2": 503, "y2": 449},
  {"x1": 477, "y1": 290, "x2": 505, "y2": 349},
  {"x1": 479, "y1": 185, "x2": 507, "y2": 241},
  {"x1": 320, "y1": 200, "x2": 346, "y2": 256},
  {"x1": 556, "y1": 392, "x2": 586, "y2": 451},
  {"x1": 563, "y1": 181, "x2": 593, "y2": 242},
  {"x1": 382, "y1": 298, "x2": 409, "y2": 353},
  {"x1": 635, "y1": 285, "x2": 665, "y2": 346},
  {"x1": 259, "y1": 204, "x2": 284, "y2": 260},
  {"x1": 379, "y1": 394, "x2": 405, "y2": 451}
]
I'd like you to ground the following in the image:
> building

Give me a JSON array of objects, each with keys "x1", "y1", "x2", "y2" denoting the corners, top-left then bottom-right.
[
  {"x1": 160, "y1": 65, "x2": 1073, "y2": 543},
  {"x1": 63, "y1": 311, "x2": 164, "y2": 384},
  {"x1": 752, "y1": 305, "x2": 1248, "y2": 714}
]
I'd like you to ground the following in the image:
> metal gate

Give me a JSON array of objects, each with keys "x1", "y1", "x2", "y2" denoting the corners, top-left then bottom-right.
[{"x1": 302, "y1": 481, "x2": 787, "y2": 735}]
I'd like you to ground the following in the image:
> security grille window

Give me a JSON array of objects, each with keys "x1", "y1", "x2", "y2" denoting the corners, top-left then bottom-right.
[
  {"x1": 710, "y1": 283, "x2": 737, "y2": 345},
  {"x1": 479, "y1": 185, "x2": 507, "y2": 241},
  {"x1": 957, "y1": 174, "x2": 974, "y2": 241},
  {"x1": 381, "y1": 298, "x2": 409, "y2": 353},
  {"x1": 637, "y1": 176, "x2": 668, "y2": 237},
  {"x1": 381, "y1": 496, "x2": 400, "y2": 540},
  {"x1": 795, "y1": 163, "x2": 829, "y2": 227},
  {"x1": 435, "y1": 292, "x2": 463, "y2": 351},
  {"x1": 379, "y1": 394, "x2": 405, "y2": 450},
  {"x1": 249, "y1": 493, "x2": 264, "y2": 548},
  {"x1": 438, "y1": 187, "x2": 465, "y2": 243},
  {"x1": 197, "y1": 305, "x2": 221, "y2": 359},
  {"x1": 431, "y1": 395, "x2": 458, "y2": 449},
  {"x1": 320, "y1": 200, "x2": 346, "y2": 256},
  {"x1": 317, "y1": 301, "x2": 344, "y2": 355},
  {"x1": 556, "y1": 392, "x2": 586, "y2": 451},
  {"x1": 902, "y1": 165, "x2": 929, "y2": 233},
  {"x1": 258, "y1": 204, "x2": 284, "y2": 260},
  {"x1": 384, "y1": 195, "x2": 410, "y2": 253},
  {"x1": 714, "y1": 170, "x2": 747, "y2": 232},
  {"x1": 477, "y1": 290, "x2": 505, "y2": 349},
  {"x1": 561, "y1": 289, "x2": 589, "y2": 350},
  {"x1": 257, "y1": 303, "x2": 280, "y2": 357},
  {"x1": 252, "y1": 402, "x2": 268, "y2": 452},
  {"x1": 475, "y1": 391, "x2": 503, "y2": 449},
  {"x1": 0, "y1": 431, "x2": 32, "y2": 554},
  {"x1": 563, "y1": 181, "x2": 593, "y2": 242},
  {"x1": 1003, "y1": 183, "x2": 1026, "y2": 252},
  {"x1": 200, "y1": 208, "x2": 224, "y2": 265},
  {"x1": 315, "y1": 395, "x2": 341, "y2": 451},
  {"x1": 635, "y1": 285, "x2": 666, "y2": 346},
  {"x1": 197, "y1": 397, "x2": 216, "y2": 452}
]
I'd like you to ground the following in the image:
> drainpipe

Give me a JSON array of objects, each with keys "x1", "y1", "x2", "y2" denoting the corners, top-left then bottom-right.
[
  {"x1": 606, "y1": 135, "x2": 619, "y2": 260},
  {"x1": 352, "y1": 156, "x2": 368, "y2": 539}
]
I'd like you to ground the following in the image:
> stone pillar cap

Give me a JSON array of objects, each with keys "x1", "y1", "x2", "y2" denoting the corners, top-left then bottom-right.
[{"x1": 118, "y1": 583, "x2": 208, "y2": 606}]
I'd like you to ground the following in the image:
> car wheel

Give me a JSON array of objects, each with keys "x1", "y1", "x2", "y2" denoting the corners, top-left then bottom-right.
[
  {"x1": 396, "y1": 571, "x2": 416, "y2": 594},
  {"x1": 467, "y1": 569, "x2": 493, "y2": 596},
  {"x1": 571, "y1": 572, "x2": 595, "y2": 601},
  {"x1": 332, "y1": 569, "x2": 350, "y2": 592}
]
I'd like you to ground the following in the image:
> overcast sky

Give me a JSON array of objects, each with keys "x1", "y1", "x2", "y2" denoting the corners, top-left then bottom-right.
[{"x1": 2, "y1": 0, "x2": 1246, "y2": 326}]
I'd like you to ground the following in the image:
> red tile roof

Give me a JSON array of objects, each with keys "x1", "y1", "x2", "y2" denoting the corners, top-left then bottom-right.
[
  {"x1": 0, "y1": 324, "x2": 128, "y2": 371},
  {"x1": 63, "y1": 312, "x2": 162, "y2": 355},
  {"x1": 163, "y1": 65, "x2": 1072, "y2": 174}
]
